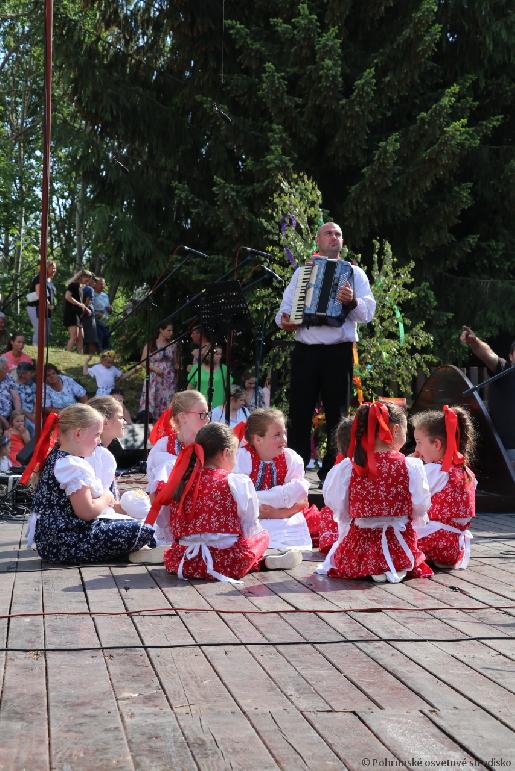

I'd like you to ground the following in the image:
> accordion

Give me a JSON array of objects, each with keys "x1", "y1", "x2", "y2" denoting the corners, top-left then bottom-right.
[{"x1": 290, "y1": 257, "x2": 354, "y2": 327}]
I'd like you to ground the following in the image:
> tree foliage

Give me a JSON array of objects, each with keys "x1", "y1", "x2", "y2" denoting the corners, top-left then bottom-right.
[{"x1": 0, "y1": 1, "x2": 513, "y2": 359}]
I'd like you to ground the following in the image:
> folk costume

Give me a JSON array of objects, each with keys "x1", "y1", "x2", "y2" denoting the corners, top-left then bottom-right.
[
  {"x1": 145, "y1": 445, "x2": 269, "y2": 582},
  {"x1": 319, "y1": 404, "x2": 431, "y2": 582},
  {"x1": 319, "y1": 455, "x2": 350, "y2": 555},
  {"x1": 145, "y1": 409, "x2": 183, "y2": 545},
  {"x1": 30, "y1": 448, "x2": 155, "y2": 562},
  {"x1": 415, "y1": 407, "x2": 476, "y2": 569},
  {"x1": 234, "y1": 445, "x2": 312, "y2": 549}
]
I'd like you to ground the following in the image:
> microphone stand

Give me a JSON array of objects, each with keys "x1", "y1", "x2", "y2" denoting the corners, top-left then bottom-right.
[{"x1": 463, "y1": 364, "x2": 515, "y2": 395}]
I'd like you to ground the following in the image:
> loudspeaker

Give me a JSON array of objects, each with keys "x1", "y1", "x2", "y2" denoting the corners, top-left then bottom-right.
[{"x1": 110, "y1": 425, "x2": 150, "y2": 470}]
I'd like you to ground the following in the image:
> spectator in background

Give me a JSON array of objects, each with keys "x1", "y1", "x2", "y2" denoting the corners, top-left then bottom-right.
[
  {"x1": 187, "y1": 344, "x2": 231, "y2": 409},
  {"x1": 82, "y1": 274, "x2": 99, "y2": 355},
  {"x1": 0, "y1": 435, "x2": 11, "y2": 473},
  {"x1": 83, "y1": 350, "x2": 122, "y2": 396},
  {"x1": 111, "y1": 388, "x2": 132, "y2": 424},
  {"x1": 63, "y1": 268, "x2": 93, "y2": 353},
  {"x1": 43, "y1": 363, "x2": 87, "y2": 412},
  {"x1": 26, "y1": 261, "x2": 57, "y2": 345},
  {"x1": 15, "y1": 362, "x2": 36, "y2": 436},
  {"x1": 211, "y1": 385, "x2": 250, "y2": 428},
  {"x1": 93, "y1": 276, "x2": 112, "y2": 351},
  {"x1": 242, "y1": 370, "x2": 265, "y2": 412},
  {"x1": 460, "y1": 326, "x2": 515, "y2": 459},
  {"x1": 0, "y1": 313, "x2": 10, "y2": 353},
  {"x1": 0, "y1": 357, "x2": 21, "y2": 430},
  {"x1": 4, "y1": 333, "x2": 33, "y2": 372},
  {"x1": 7, "y1": 411, "x2": 30, "y2": 466}
]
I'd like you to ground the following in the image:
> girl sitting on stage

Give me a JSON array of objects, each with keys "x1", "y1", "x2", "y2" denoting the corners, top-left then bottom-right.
[
  {"x1": 30, "y1": 404, "x2": 155, "y2": 563},
  {"x1": 234, "y1": 408, "x2": 312, "y2": 553},
  {"x1": 86, "y1": 395, "x2": 125, "y2": 502},
  {"x1": 145, "y1": 421, "x2": 269, "y2": 582},
  {"x1": 318, "y1": 416, "x2": 353, "y2": 555},
  {"x1": 411, "y1": 405, "x2": 476, "y2": 569},
  {"x1": 319, "y1": 401, "x2": 431, "y2": 583},
  {"x1": 145, "y1": 389, "x2": 210, "y2": 544}
]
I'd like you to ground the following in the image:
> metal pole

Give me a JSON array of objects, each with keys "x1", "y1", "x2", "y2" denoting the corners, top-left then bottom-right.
[{"x1": 35, "y1": 0, "x2": 53, "y2": 438}]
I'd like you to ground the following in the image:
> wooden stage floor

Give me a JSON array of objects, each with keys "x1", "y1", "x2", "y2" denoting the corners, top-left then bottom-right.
[{"x1": 0, "y1": 510, "x2": 514, "y2": 770}]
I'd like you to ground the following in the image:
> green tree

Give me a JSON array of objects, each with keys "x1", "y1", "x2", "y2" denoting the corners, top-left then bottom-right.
[{"x1": 356, "y1": 240, "x2": 435, "y2": 400}]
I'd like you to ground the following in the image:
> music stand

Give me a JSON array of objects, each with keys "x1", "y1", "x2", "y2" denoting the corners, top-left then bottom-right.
[{"x1": 194, "y1": 281, "x2": 252, "y2": 416}]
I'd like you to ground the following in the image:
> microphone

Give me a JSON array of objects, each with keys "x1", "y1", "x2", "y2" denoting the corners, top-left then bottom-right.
[
  {"x1": 260, "y1": 265, "x2": 284, "y2": 285},
  {"x1": 240, "y1": 246, "x2": 269, "y2": 259},
  {"x1": 176, "y1": 245, "x2": 210, "y2": 259}
]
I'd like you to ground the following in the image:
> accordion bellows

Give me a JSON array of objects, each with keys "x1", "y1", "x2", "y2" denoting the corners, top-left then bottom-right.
[{"x1": 290, "y1": 257, "x2": 354, "y2": 327}]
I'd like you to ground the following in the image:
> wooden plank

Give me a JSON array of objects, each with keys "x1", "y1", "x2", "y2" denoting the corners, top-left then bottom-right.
[
  {"x1": 354, "y1": 642, "x2": 478, "y2": 710},
  {"x1": 42, "y1": 568, "x2": 134, "y2": 770},
  {"x1": 359, "y1": 710, "x2": 480, "y2": 768},
  {"x1": 0, "y1": 567, "x2": 49, "y2": 771},
  {"x1": 392, "y1": 639, "x2": 515, "y2": 719},
  {"x1": 81, "y1": 567, "x2": 196, "y2": 771},
  {"x1": 303, "y1": 712, "x2": 397, "y2": 770},
  {"x1": 316, "y1": 642, "x2": 429, "y2": 712},
  {"x1": 111, "y1": 567, "x2": 278, "y2": 768},
  {"x1": 425, "y1": 708, "x2": 515, "y2": 768},
  {"x1": 248, "y1": 709, "x2": 342, "y2": 770}
]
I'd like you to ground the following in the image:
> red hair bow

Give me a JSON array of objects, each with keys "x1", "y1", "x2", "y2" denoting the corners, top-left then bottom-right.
[
  {"x1": 441, "y1": 405, "x2": 465, "y2": 472},
  {"x1": 347, "y1": 402, "x2": 392, "y2": 478},
  {"x1": 144, "y1": 443, "x2": 204, "y2": 526},
  {"x1": 20, "y1": 412, "x2": 59, "y2": 486},
  {"x1": 232, "y1": 420, "x2": 247, "y2": 444},
  {"x1": 149, "y1": 407, "x2": 174, "y2": 445}
]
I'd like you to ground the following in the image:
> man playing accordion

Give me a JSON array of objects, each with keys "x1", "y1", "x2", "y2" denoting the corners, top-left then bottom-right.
[{"x1": 275, "y1": 222, "x2": 376, "y2": 482}]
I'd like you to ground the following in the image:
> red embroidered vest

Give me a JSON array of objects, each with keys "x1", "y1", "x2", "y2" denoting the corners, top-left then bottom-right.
[
  {"x1": 166, "y1": 430, "x2": 183, "y2": 457},
  {"x1": 429, "y1": 465, "x2": 475, "y2": 527},
  {"x1": 246, "y1": 446, "x2": 287, "y2": 490},
  {"x1": 349, "y1": 451, "x2": 412, "y2": 519},
  {"x1": 171, "y1": 467, "x2": 242, "y2": 539}
]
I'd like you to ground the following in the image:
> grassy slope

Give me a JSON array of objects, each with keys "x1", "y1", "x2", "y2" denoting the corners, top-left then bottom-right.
[{"x1": 25, "y1": 345, "x2": 145, "y2": 417}]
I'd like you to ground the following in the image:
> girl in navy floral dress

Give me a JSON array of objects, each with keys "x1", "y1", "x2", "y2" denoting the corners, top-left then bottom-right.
[
  {"x1": 412, "y1": 406, "x2": 476, "y2": 569},
  {"x1": 31, "y1": 404, "x2": 155, "y2": 563}
]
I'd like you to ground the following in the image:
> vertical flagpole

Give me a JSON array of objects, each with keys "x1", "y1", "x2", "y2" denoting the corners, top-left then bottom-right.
[{"x1": 35, "y1": 0, "x2": 53, "y2": 438}]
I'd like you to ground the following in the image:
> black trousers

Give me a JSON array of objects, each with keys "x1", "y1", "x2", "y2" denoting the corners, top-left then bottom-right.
[{"x1": 288, "y1": 341, "x2": 353, "y2": 478}]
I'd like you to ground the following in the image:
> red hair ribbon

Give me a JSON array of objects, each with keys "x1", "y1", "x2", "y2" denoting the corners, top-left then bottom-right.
[
  {"x1": 144, "y1": 443, "x2": 204, "y2": 526},
  {"x1": 232, "y1": 420, "x2": 247, "y2": 444},
  {"x1": 149, "y1": 407, "x2": 174, "y2": 445},
  {"x1": 334, "y1": 453, "x2": 345, "y2": 465},
  {"x1": 441, "y1": 405, "x2": 465, "y2": 472},
  {"x1": 20, "y1": 412, "x2": 59, "y2": 485},
  {"x1": 347, "y1": 402, "x2": 393, "y2": 478}
]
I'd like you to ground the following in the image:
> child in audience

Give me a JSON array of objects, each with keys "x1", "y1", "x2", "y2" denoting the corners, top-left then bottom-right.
[
  {"x1": 143, "y1": 422, "x2": 269, "y2": 582},
  {"x1": 7, "y1": 410, "x2": 30, "y2": 466},
  {"x1": 319, "y1": 401, "x2": 430, "y2": 583},
  {"x1": 234, "y1": 408, "x2": 311, "y2": 556},
  {"x1": 83, "y1": 351, "x2": 122, "y2": 395},
  {"x1": 145, "y1": 389, "x2": 210, "y2": 545},
  {"x1": 29, "y1": 404, "x2": 155, "y2": 563},
  {"x1": 411, "y1": 405, "x2": 476, "y2": 569},
  {"x1": 0, "y1": 435, "x2": 12, "y2": 472},
  {"x1": 319, "y1": 416, "x2": 353, "y2": 554}
]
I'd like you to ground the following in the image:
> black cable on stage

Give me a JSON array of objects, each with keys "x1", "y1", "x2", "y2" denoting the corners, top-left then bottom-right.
[{"x1": 0, "y1": 635, "x2": 512, "y2": 653}]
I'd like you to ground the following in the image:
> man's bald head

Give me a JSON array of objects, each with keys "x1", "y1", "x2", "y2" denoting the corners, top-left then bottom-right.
[{"x1": 316, "y1": 222, "x2": 343, "y2": 259}]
